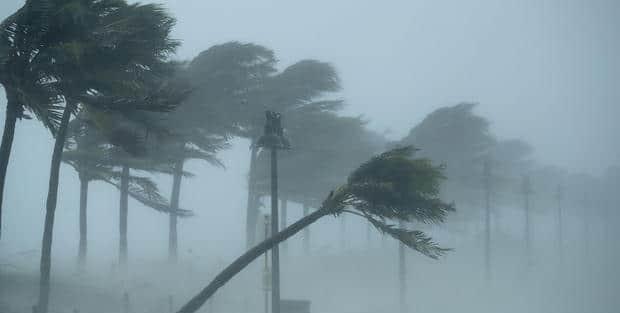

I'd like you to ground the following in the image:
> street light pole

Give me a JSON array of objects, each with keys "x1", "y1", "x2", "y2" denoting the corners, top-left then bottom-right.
[
  {"x1": 270, "y1": 147, "x2": 280, "y2": 313},
  {"x1": 257, "y1": 111, "x2": 290, "y2": 313}
]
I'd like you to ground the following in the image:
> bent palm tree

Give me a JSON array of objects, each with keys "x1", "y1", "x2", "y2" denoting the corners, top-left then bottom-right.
[
  {"x1": 0, "y1": 0, "x2": 65, "y2": 239},
  {"x1": 33, "y1": 2, "x2": 180, "y2": 313},
  {"x1": 176, "y1": 146, "x2": 455, "y2": 313}
]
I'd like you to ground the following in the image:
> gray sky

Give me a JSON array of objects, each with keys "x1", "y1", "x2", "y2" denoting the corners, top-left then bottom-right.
[
  {"x1": 1, "y1": 0, "x2": 619, "y2": 173},
  {"x1": 0, "y1": 5, "x2": 618, "y2": 312},
  {"x1": 165, "y1": 0, "x2": 620, "y2": 174}
]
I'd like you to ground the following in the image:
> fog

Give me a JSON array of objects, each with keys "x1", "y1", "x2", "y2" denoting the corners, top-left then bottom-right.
[{"x1": 0, "y1": 1, "x2": 619, "y2": 313}]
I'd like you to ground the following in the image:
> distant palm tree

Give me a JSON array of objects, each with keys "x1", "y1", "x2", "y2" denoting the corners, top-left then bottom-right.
[
  {"x1": 63, "y1": 115, "x2": 189, "y2": 266},
  {"x1": 176, "y1": 146, "x2": 455, "y2": 313},
  {"x1": 159, "y1": 65, "x2": 233, "y2": 262},
  {"x1": 184, "y1": 44, "x2": 344, "y2": 247}
]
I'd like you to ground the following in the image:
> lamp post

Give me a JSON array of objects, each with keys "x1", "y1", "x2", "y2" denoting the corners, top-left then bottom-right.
[{"x1": 257, "y1": 111, "x2": 290, "y2": 313}]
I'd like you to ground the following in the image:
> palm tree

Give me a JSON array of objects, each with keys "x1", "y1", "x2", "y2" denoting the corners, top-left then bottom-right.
[
  {"x1": 184, "y1": 43, "x2": 343, "y2": 247},
  {"x1": 0, "y1": 0, "x2": 65, "y2": 239},
  {"x1": 63, "y1": 115, "x2": 190, "y2": 266},
  {"x1": 183, "y1": 42, "x2": 276, "y2": 248},
  {"x1": 29, "y1": 2, "x2": 180, "y2": 312},
  {"x1": 176, "y1": 146, "x2": 455, "y2": 313},
  {"x1": 159, "y1": 65, "x2": 233, "y2": 262}
]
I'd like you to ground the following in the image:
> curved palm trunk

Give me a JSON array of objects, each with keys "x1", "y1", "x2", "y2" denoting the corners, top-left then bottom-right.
[
  {"x1": 245, "y1": 143, "x2": 259, "y2": 248},
  {"x1": 37, "y1": 102, "x2": 74, "y2": 313},
  {"x1": 177, "y1": 206, "x2": 329, "y2": 313},
  {"x1": 302, "y1": 203, "x2": 310, "y2": 254},
  {"x1": 78, "y1": 175, "x2": 89, "y2": 266},
  {"x1": 169, "y1": 159, "x2": 184, "y2": 263},
  {"x1": 119, "y1": 165, "x2": 129, "y2": 266},
  {"x1": 0, "y1": 90, "x2": 19, "y2": 240}
]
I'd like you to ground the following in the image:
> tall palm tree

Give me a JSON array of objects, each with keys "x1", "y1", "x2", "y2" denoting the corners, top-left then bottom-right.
[
  {"x1": 159, "y1": 65, "x2": 233, "y2": 262},
  {"x1": 183, "y1": 42, "x2": 276, "y2": 248},
  {"x1": 0, "y1": 0, "x2": 65, "y2": 239},
  {"x1": 176, "y1": 146, "x2": 455, "y2": 313},
  {"x1": 28, "y1": 2, "x2": 180, "y2": 312}
]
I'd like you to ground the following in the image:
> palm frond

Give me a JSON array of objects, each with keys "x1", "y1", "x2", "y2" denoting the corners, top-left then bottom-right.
[{"x1": 366, "y1": 216, "x2": 450, "y2": 259}]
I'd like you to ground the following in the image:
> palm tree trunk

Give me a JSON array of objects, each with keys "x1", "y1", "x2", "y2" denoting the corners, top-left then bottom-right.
[
  {"x1": 302, "y1": 203, "x2": 310, "y2": 254},
  {"x1": 169, "y1": 159, "x2": 184, "y2": 263},
  {"x1": 177, "y1": 206, "x2": 330, "y2": 313},
  {"x1": 246, "y1": 143, "x2": 259, "y2": 248},
  {"x1": 78, "y1": 175, "x2": 89, "y2": 266},
  {"x1": 524, "y1": 191, "x2": 531, "y2": 265},
  {"x1": 0, "y1": 90, "x2": 19, "y2": 240},
  {"x1": 37, "y1": 102, "x2": 74, "y2": 313},
  {"x1": 398, "y1": 220, "x2": 406, "y2": 313},
  {"x1": 484, "y1": 178, "x2": 491, "y2": 280},
  {"x1": 119, "y1": 164, "x2": 129, "y2": 265},
  {"x1": 483, "y1": 159, "x2": 491, "y2": 280}
]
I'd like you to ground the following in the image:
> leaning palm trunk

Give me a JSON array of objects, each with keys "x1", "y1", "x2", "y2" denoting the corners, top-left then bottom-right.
[
  {"x1": 0, "y1": 90, "x2": 20, "y2": 240},
  {"x1": 177, "y1": 206, "x2": 329, "y2": 313},
  {"x1": 176, "y1": 147, "x2": 455, "y2": 313},
  {"x1": 302, "y1": 203, "x2": 310, "y2": 254},
  {"x1": 245, "y1": 143, "x2": 259, "y2": 248},
  {"x1": 37, "y1": 102, "x2": 74, "y2": 313},
  {"x1": 168, "y1": 159, "x2": 184, "y2": 263},
  {"x1": 119, "y1": 164, "x2": 129, "y2": 265},
  {"x1": 78, "y1": 175, "x2": 89, "y2": 266}
]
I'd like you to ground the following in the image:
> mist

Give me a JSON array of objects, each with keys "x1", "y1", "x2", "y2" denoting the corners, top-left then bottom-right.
[{"x1": 0, "y1": 1, "x2": 619, "y2": 313}]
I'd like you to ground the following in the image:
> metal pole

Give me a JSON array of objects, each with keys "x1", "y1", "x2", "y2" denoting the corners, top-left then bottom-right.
[
  {"x1": 264, "y1": 215, "x2": 271, "y2": 313},
  {"x1": 271, "y1": 148, "x2": 280, "y2": 313},
  {"x1": 484, "y1": 159, "x2": 491, "y2": 280},
  {"x1": 557, "y1": 185, "x2": 563, "y2": 264}
]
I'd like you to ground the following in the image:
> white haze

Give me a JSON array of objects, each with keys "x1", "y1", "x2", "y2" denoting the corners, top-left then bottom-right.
[{"x1": 1, "y1": 1, "x2": 619, "y2": 313}]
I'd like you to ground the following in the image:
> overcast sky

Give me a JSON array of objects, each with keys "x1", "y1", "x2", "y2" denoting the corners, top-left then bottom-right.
[{"x1": 1, "y1": 0, "x2": 619, "y2": 174}]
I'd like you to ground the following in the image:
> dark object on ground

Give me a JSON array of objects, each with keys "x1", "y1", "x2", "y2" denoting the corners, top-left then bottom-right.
[{"x1": 281, "y1": 299, "x2": 310, "y2": 313}]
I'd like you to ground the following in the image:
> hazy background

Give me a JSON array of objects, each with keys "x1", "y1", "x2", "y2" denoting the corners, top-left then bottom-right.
[{"x1": 0, "y1": 1, "x2": 618, "y2": 313}]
